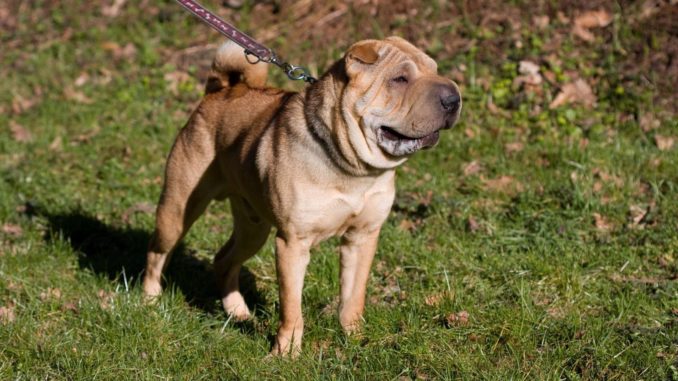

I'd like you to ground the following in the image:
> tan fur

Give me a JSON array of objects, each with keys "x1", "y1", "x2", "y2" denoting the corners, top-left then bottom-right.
[{"x1": 142, "y1": 37, "x2": 461, "y2": 356}]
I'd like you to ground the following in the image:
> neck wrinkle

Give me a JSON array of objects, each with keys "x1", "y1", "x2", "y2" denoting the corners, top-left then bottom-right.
[{"x1": 304, "y1": 70, "x2": 380, "y2": 177}]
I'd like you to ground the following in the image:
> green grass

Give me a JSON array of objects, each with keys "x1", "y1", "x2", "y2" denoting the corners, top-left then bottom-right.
[{"x1": 1, "y1": 1, "x2": 677, "y2": 379}]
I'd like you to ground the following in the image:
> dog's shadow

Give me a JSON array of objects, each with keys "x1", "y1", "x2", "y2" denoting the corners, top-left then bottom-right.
[{"x1": 42, "y1": 209, "x2": 267, "y2": 315}]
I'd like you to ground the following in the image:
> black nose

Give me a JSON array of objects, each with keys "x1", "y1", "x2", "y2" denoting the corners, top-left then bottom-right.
[
  {"x1": 440, "y1": 91, "x2": 461, "y2": 112},
  {"x1": 440, "y1": 88, "x2": 461, "y2": 113}
]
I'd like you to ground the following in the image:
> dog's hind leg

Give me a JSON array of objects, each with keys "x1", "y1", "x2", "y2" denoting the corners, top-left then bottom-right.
[
  {"x1": 143, "y1": 130, "x2": 221, "y2": 298},
  {"x1": 214, "y1": 197, "x2": 271, "y2": 320}
]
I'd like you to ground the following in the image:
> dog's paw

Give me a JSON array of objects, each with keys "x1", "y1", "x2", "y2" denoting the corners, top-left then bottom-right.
[
  {"x1": 269, "y1": 339, "x2": 301, "y2": 358},
  {"x1": 222, "y1": 292, "x2": 251, "y2": 321},
  {"x1": 142, "y1": 280, "x2": 162, "y2": 302}
]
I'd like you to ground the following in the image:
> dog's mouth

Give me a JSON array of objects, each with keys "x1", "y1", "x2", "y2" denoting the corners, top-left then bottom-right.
[{"x1": 376, "y1": 126, "x2": 440, "y2": 157}]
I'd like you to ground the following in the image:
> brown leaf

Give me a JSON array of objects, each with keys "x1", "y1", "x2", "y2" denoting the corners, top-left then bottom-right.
[
  {"x1": 462, "y1": 160, "x2": 482, "y2": 176},
  {"x1": 504, "y1": 141, "x2": 524, "y2": 154},
  {"x1": 467, "y1": 216, "x2": 480, "y2": 233},
  {"x1": 654, "y1": 135, "x2": 675, "y2": 151},
  {"x1": 482, "y1": 175, "x2": 524, "y2": 195},
  {"x1": 573, "y1": 9, "x2": 613, "y2": 42},
  {"x1": 75, "y1": 126, "x2": 101, "y2": 143},
  {"x1": 64, "y1": 86, "x2": 93, "y2": 104},
  {"x1": 97, "y1": 289, "x2": 114, "y2": 310},
  {"x1": 9, "y1": 121, "x2": 32, "y2": 142},
  {"x1": 101, "y1": 0, "x2": 127, "y2": 17},
  {"x1": 513, "y1": 60, "x2": 542, "y2": 87},
  {"x1": 49, "y1": 136, "x2": 63, "y2": 151},
  {"x1": 628, "y1": 203, "x2": 654, "y2": 229},
  {"x1": 40, "y1": 287, "x2": 62, "y2": 301},
  {"x1": 424, "y1": 291, "x2": 453, "y2": 307},
  {"x1": 546, "y1": 306, "x2": 565, "y2": 318},
  {"x1": 549, "y1": 79, "x2": 596, "y2": 109},
  {"x1": 0, "y1": 304, "x2": 15, "y2": 324},
  {"x1": 486, "y1": 98, "x2": 508, "y2": 116},
  {"x1": 639, "y1": 114, "x2": 660, "y2": 132},
  {"x1": 593, "y1": 213, "x2": 614, "y2": 233},
  {"x1": 533, "y1": 15, "x2": 550, "y2": 29},
  {"x1": 61, "y1": 301, "x2": 79, "y2": 313},
  {"x1": 593, "y1": 168, "x2": 624, "y2": 188},
  {"x1": 74, "y1": 72, "x2": 90, "y2": 87},
  {"x1": 122, "y1": 202, "x2": 156, "y2": 224},
  {"x1": 398, "y1": 219, "x2": 417, "y2": 232},
  {"x1": 2, "y1": 223, "x2": 23, "y2": 237},
  {"x1": 445, "y1": 310, "x2": 469, "y2": 326},
  {"x1": 11, "y1": 94, "x2": 38, "y2": 114},
  {"x1": 102, "y1": 41, "x2": 137, "y2": 60}
]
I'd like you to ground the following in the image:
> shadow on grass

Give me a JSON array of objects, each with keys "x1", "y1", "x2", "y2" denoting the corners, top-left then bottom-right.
[{"x1": 41, "y1": 209, "x2": 268, "y2": 316}]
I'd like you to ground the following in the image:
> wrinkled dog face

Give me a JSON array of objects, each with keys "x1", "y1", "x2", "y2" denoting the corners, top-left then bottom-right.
[{"x1": 343, "y1": 36, "x2": 461, "y2": 160}]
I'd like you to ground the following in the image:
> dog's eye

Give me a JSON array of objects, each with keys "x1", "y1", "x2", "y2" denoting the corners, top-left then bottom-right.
[{"x1": 391, "y1": 76, "x2": 408, "y2": 84}]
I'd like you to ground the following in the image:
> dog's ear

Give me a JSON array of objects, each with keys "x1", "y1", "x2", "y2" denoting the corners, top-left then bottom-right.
[
  {"x1": 345, "y1": 40, "x2": 380, "y2": 78},
  {"x1": 347, "y1": 41, "x2": 380, "y2": 64}
]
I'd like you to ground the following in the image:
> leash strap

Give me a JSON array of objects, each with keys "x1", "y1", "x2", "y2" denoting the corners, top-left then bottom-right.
[{"x1": 174, "y1": 0, "x2": 316, "y2": 83}]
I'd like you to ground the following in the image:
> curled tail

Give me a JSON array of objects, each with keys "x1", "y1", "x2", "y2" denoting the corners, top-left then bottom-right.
[{"x1": 205, "y1": 41, "x2": 268, "y2": 93}]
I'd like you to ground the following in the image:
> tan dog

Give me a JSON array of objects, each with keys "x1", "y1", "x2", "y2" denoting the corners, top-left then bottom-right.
[{"x1": 142, "y1": 36, "x2": 461, "y2": 355}]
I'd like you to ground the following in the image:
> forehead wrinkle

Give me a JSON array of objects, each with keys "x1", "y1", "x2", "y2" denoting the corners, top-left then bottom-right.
[{"x1": 385, "y1": 40, "x2": 437, "y2": 73}]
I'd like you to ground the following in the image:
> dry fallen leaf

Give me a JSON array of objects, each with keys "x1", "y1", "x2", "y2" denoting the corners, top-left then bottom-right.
[
  {"x1": 467, "y1": 216, "x2": 480, "y2": 233},
  {"x1": 40, "y1": 287, "x2": 62, "y2": 301},
  {"x1": 628, "y1": 204, "x2": 650, "y2": 229},
  {"x1": 101, "y1": 0, "x2": 127, "y2": 17},
  {"x1": 49, "y1": 136, "x2": 63, "y2": 151},
  {"x1": 549, "y1": 79, "x2": 596, "y2": 109},
  {"x1": 654, "y1": 135, "x2": 675, "y2": 151},
  {"x1": 11, "y1": 94, "x2": 38, "y2": 115},
  {"x1": 64, "y1": 87, "x2": 93, "y2": 104},
  {"x1": 0, "y1": 304, "x2": 16, "y2": 324},
  {"x1": 97, "y1": 289, "x2": 114, "y2": 310},
  {"x1": 102, "y1": 41, "x2": 137, "y2": 60},
  {"x1": 593, "y1": 168, "x2": 624, "y2": 188},
  {"x1": 640, "y1": 114, "x2": 660, "y2": 132},
  {"x1": 9, "y1": 121, "x2": 32, "y2": 142},
  {"x1": 533, "y1": 15, "x2": 550, "y2": 29},
  {"x1": 424, "y1": 291, "x2": 453, "y2": 307},
  {"x1": 504, "y1": 141, "x2": 524, "y2": 154},
  {"x1": 462, "y1": 160, "x2": 482, "y2": 176},
  {"x1": 573, "y1": 9, "x2": 613, "y2": 42},
  {"x1": 75, "y1": 126, "x2": 101, "y2": 143},
  {"x1": 482, "y1": 175, "x2": 524, "y2": 195},
  {"x1": 398, "y1": 219, "x2": 417, "y2": 232},
  {"x1": 74, "y1": 72, "x2": 90, "y2": 87},
  {"x1": 593, "y1": 213, "x2": 614, "y2": 233},
  {"x1": 513, "y1": 60, "x2": 542, "y2": 87},
  {"x1": 61, "y1": 301, "x2": 79, "y2": 313},
  {"x1": 2, "y1": 223, "x2": 23, "y2": 237},
  {"x1": 445, "y1": 310, "x2": 469, "y2": 326}
]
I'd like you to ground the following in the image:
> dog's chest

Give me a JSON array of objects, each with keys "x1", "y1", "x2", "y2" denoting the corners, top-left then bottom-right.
[{"x1": 286, "y1": 171, "x2": 396, "y2": 245}]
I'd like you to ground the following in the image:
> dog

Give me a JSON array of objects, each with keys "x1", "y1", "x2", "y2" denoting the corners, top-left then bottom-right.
[{"x1": 142, "y1": 36, "x2": 461, "y2": 355}]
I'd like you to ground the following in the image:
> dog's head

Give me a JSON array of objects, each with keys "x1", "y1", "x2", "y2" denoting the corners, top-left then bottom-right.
[{"x1": 335, "y1": 36, "x2": 461, "y2": 168}]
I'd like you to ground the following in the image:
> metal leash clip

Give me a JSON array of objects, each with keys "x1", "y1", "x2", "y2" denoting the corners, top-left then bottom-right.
[{"x1": 245, "y1": 49, "x2": 316, "y2": 84}]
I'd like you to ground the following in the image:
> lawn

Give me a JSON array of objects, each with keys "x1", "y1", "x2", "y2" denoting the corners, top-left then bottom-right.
[{"x1": 1, "y1": 0, "x2": 677, "y2": 379}]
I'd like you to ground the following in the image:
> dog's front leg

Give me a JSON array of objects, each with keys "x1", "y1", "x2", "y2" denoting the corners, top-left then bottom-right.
[
  {"x1": 271, "y1": 234, "x2": 311, "y2": 357},
  {"x1": 338, "y1": 228, "x2": 380, "y2": 334}
]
